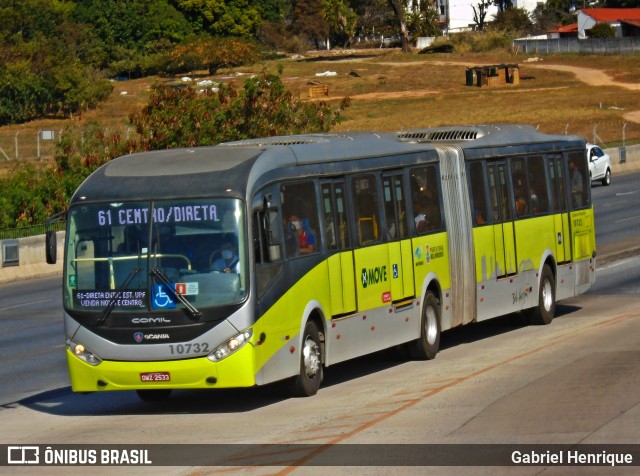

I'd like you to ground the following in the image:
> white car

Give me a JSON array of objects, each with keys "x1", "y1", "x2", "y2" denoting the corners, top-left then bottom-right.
[{"x1": 587, "y1": 143, "x2": 612, "y2": 186}]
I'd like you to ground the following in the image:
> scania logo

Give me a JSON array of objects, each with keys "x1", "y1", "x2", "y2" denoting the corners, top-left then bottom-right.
[
  {"x1": 133, "y1": 332, "x2": 170, "y2": 343},
  {"x1": 131, "y1": 317, "x2": 171, "y2": 324},
  {"x1": 144, "y1": 333, "x2": 170, "y2": 340}
]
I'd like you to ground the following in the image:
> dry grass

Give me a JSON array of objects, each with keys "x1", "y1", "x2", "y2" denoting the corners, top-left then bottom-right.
[{"x1": 2, "y1": 49, "x2": 640, "y2": 174}]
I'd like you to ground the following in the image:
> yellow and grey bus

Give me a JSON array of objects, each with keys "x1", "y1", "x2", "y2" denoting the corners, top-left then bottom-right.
[{"x1": 46, "y1": 124, "x2": 596, "y2": 400}]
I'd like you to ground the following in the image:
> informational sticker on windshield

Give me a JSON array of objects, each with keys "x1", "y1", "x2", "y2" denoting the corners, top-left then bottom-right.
[
  {"x1": 74, "y1": 290, "x2": 147, "y2": 309},
  {"x1": 140, "y1": 372, "x2": 170, "y2": 382},
  {"x1": 152, "y1": 283, "x2": 176, "y2": 309},
  {"x1": 175, "y1": 282, "x2": 199, "y2": 295}
]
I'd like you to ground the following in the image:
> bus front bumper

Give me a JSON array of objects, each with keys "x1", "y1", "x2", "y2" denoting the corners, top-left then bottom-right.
[{"x1": 66, "y1": 345, "x2": 257, "y2": 392}]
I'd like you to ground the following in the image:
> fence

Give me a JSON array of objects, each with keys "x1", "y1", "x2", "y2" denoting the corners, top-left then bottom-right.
[
  {"x1": 513, "y1": 37, "x2": 640, "y2": 55},
  {"x1": 0, "y1": 129, "x2": 61, "y2": 162},
  {"x1": 0, "y1": 126, "x2": 133, "y2": 163},
  {"x1": 0, "y1": 221, "x2": 65, "y2": 240}
]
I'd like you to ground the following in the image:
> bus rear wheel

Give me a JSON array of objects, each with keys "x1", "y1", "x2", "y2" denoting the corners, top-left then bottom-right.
[
  {"x1": 526, "y1": 264, "x2": 556, "y2": 325},
  {"x1": 408, "y1": 291, "x2": 441, "y2": 360},
  {"x1": 290, "y1": 320, "x2": 323, "y2": 397},
  {"x1": 136, "y1": 389, "x2": 172, "y2": 402}
]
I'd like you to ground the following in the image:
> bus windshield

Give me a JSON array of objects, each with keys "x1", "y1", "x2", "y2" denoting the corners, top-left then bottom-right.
[{"x1": 64, "y1": 198, "x2": 246, "y2": 312}]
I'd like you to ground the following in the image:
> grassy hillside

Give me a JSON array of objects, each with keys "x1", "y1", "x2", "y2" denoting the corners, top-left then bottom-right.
[{"x1": 1, "y1": 49, "x2": 639, "y2": 173}]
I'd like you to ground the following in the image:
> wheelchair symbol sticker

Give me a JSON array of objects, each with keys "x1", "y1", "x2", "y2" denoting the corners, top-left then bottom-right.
[{"x1": 152, "y1": 283, "x2": 176, "y2": 309}]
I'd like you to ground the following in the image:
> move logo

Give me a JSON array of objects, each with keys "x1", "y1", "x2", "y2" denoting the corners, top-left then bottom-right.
[{"x1": 361, "y1": 265, "x2": 388, "y2": 288}]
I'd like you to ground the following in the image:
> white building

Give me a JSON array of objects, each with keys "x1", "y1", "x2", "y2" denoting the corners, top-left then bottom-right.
[
  {"x1": 426, "y1": 0, "x2": 545, "y2": 33},
  {"x1": 576, "y1": 8, "x2": 640, "y2": 39}
]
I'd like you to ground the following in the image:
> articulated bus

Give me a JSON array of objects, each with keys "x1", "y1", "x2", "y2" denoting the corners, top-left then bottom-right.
[{"x1": 46, "y1": 124, "x2": 596, "y2": 400}]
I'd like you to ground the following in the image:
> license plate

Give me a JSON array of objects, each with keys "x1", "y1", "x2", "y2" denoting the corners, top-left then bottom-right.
[{"x1": 140, "y1": 372, "x2": 170, "y2": 382}]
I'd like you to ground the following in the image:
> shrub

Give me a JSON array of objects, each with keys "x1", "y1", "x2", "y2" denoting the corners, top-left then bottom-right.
[
  {"x1": 165, "y1": 36, "x2": 262, "y2": 75},
  {"x1": 131, "y1": 68, "x2": 351, "y2": 150},
  {"x1": 587, "y1": 23, "x2": 616, "y2": 39}
]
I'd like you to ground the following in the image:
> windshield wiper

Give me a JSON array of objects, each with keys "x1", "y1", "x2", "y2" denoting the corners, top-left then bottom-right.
[
  {"x1": 97, "y1": 266, "x2": 141, "y2": 326},
  {"x1": 151, "y1": 268, "x2": 201, "y2": 319}
]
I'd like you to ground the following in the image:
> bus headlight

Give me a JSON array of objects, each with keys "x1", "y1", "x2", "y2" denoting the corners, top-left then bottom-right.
[
  {"x1": 207, "y1": 329, "x2": 253, "y2": 362},
  {"x1": 67, "y1": 339, "x2": 102, "y2": 366}
]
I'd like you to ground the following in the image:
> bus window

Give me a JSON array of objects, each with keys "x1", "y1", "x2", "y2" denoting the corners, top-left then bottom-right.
[
  {"x1": 469, "y1": 162, "x2": 489, "y2": 225},
  {"x1": 510, "y1": 157, "x2": 530, "y2": 218},
  {"x1": 568, "y1": 151, "x2": 589, "y2": 209},
  {"x1": 526, "y1": 156, "x2": 549, "y2": 215},
  {"x1": 352, "y1": 175, "x2": 381, "y2": 245},
  {"x1": 322, "y1": 182, "x2": 351, "y2": 251},
  {"x1": 410, "y1": 165, "x2": 442, "y2": 234},
  {"x1": 488, "y1": 163, "x2": 510, "y2": 222},
  {"x1": 281, "y1": 181, "x2": 320, "y2": 257},
  {"x1": 382, "y1": 174, "x2": 409, "y2": 240},
  {"x1": 548, "y1": 156, "x2": 567, "y2": 212}
]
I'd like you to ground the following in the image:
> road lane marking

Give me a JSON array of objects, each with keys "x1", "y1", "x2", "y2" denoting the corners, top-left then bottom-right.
[{"x1": 0, "y1": 298, "x2": 51, "y2": 312}]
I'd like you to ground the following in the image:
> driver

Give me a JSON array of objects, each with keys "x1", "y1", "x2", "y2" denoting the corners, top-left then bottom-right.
[{"x1": 212, "y1": 237, "x2": 239, "y2": 273}]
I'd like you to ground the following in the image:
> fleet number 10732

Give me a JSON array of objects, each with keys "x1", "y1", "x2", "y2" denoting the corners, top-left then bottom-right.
[{"x1": 168, "y1": 343, "x2": 210, "y2": 355}]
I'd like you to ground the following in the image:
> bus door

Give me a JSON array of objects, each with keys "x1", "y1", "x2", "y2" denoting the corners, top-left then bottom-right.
[
  {"x1": 321, "y1": 181, "x2": 356, "y2": 316},
  {"x1": 382, "y1": 173, "x2": 415, "y2": 303},
  {"x1": 548, "y1": 155, "x2": 571, "y2": 262},
  {"x1": 488, "y1": 162, "x2": 517, "y2": 277},
  {"x1": 351, "y1": 174, "x2": 391, "y2": 311}
]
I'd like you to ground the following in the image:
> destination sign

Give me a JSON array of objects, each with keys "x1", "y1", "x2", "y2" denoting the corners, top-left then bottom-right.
[
  {"x1": 97, "y1": 204, "x2": 220, "y2": 227},
  {"x1": 74, "y1": 290, "x2": 147, "y2": 309}
]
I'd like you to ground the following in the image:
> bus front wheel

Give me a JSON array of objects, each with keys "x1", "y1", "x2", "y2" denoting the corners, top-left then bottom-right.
[
  {"x1": 408, "y1": 291, "x2": 441, "y2": 360},
  {"x1": 290, "y1": 320, "x2": 323, "y2": 397},
  {"x1": 526, "y1": 264, "x2": 556, "y2": 325}
]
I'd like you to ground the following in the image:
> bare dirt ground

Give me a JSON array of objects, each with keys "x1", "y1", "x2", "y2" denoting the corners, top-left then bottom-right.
[
  {"x1": 526, "y1": 63, "x2": 640, "y2": 124},
  {"x1": 340, "y1": 60, "x2": 640, "y2": 124}
]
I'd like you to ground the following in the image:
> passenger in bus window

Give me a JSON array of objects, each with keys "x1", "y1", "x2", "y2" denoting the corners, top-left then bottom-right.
[
  {"x1": 529, "y1": 187, "x2": 540, "y2": 214},
  {"x1": 285, "y1": 215, "x2": 316, "y2": 255},
  {"x1": 299, "y1": 217, "x2": 316, "y2": 253},
  {"x1": 569, "y1": 160, "x2": 583, "y2": 207},
  {"x1": 413, "y1": 201, "x2": 428, "y2": 234},
  {"x1": 514, "y1": 184, "x2": 528, "y2": 216},
  {"x1": 212, "y1": 237, "x2": 239, "y2": 273}
]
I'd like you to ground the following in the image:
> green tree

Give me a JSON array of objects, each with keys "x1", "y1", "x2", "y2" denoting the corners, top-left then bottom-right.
[
  {"x1": 407, "y1": 4, "x2": 440, "y2": 39},
  {"x1": 165, "y1": 36, "x2": 261, "y2": 74},
  {"x1": 587, "y1": 22, "x2": 616, "y2": 38},
  {"x1": 387, "y1": 0, "x2": 411, "y2": 52},
  {"x1": 71, "y1": 0, "x2": 192, "y2": 74},
  {"x1": 473, "y1": 0, "x2": 493, "y2": 31},
  {"x1": 0, "y1": 62, "x2": 50, "y2": 124},
  {"x1": 130, "y1": 68, "x2": 350, "y2": 150},
  {"x1": 171, "y1": 0, "x2": 263, "y2": 37},
  {"x1": 531, "y1": 2, "x2": 575, "y2": 35},
  {"x1": 290, "y1": 0, "x2": 330, "y2": 49},
  {"x1": 323, "y1": 0, "x2": 358, "y2": 47},
  {"x1": 490, "y1": 7, "x2": 533, "y2": 36}
]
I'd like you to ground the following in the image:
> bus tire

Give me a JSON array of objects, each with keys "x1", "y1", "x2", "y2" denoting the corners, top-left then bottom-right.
[
  {"x1": 136, "y1": 389, "x2": 172, "y2": 402},
  {"x1": 527, "y1": 264, "x2": 556, "y2": 325},
  {"x1": 290, "y1": 320, "x2": 323, "y2": 397},
  {"x1": 408, "y1": 291, "x2": 441, "y2": 360}
]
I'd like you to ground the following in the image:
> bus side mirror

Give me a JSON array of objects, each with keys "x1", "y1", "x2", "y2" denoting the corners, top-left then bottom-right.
[{"x1": 46, "y1": 231, "x2": 57, "y2": 264}]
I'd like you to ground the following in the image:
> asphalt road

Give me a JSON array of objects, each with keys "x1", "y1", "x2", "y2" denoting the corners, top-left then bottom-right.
[{"x1": 1, "y1": 172, "x2": 639, "y2": 474}]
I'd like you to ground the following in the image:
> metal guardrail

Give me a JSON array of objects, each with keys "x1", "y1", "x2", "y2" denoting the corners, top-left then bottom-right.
[{"x1": 0, "y1": 221, "x2": 65, "y2": 240}]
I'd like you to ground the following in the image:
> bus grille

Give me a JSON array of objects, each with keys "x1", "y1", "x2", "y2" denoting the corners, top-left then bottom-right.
[{"x1": 397, "y1": 130, "x2": 479, "y2": 142}]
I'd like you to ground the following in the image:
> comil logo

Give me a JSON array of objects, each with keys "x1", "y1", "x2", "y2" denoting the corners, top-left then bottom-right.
[{"x1": 8, "y1": 446, "x2": 39, "y2": 464}]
